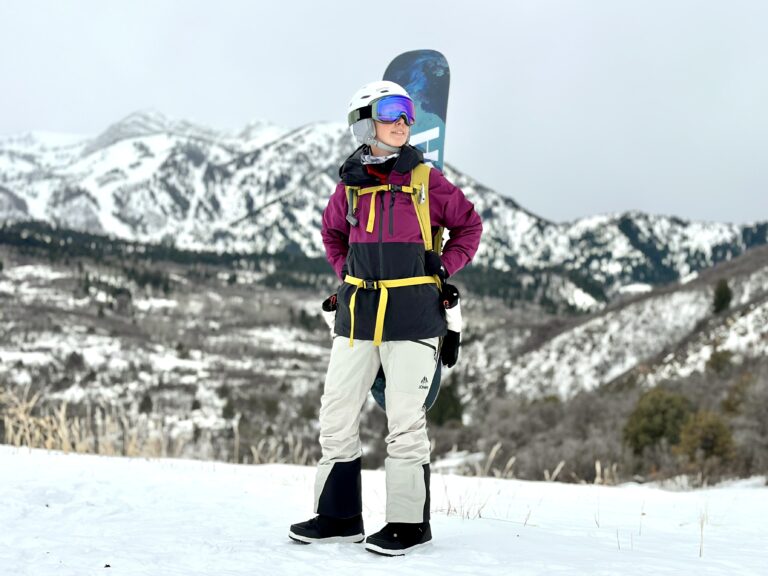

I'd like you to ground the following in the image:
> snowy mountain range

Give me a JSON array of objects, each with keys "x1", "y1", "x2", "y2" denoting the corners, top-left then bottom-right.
[{"x1": 2, "y1": 110, "x2": 766, "y2": 310}]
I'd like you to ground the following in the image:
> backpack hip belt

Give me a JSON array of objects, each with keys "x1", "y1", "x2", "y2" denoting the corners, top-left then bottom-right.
[{"x1": 344, "y1": 274, "x2": 438, "y2": 347}]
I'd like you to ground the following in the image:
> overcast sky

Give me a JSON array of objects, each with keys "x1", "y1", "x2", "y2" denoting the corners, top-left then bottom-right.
[{"x1": 1, "y1": 0, "x2": 766, "y2": 224}]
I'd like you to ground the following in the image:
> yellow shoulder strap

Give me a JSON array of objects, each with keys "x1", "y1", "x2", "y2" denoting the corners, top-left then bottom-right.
[
  {"x1": 409, "y1": 163, "x2": 445, "y2": 254},
  {"x1": 343, "y1": 186, "x2": 360, "y2": 227},
  {"x1": 410, "y1": 164, "x2": 432, "y2": 251},
  {"x1": 344, "y1": 186, "x2": 359, "y2": 212}
]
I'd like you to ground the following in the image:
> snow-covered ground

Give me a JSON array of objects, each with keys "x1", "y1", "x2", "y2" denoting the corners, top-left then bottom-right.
[{"x1": 1, "y1": 446, "x2": 765, "y2": 575}]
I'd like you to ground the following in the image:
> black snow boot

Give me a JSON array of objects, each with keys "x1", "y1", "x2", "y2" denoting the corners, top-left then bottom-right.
[
  {"x1": 364, "y1": 522, "x2": 432, "y2": 556},
  {"x1": 288, "y1": 514, "x2": 365, "y2": 544}
]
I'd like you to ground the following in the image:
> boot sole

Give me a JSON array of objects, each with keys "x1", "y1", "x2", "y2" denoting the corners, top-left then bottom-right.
[
  {"x1": 364, "y1": 540, "x2": 432, "y2": 556},
  {"x1": 288, "y1": 531, "x2": 365, "y2": 544}
]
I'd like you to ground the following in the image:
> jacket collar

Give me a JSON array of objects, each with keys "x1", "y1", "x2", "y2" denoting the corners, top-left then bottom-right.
[{"x1": 339, "y1": 144, "x2": 424, "y2": 186}]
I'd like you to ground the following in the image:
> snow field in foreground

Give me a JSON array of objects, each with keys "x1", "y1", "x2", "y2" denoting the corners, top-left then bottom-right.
[{"x1": 1, "y1": 446, "x2": 766, "y2": 576}]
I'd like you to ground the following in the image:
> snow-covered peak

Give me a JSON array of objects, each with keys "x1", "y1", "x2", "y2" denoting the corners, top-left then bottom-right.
[
  {"x1": 236, "y1": 119, "x2": 290, "y2": 149},
  {"x1": 84, "y1": 110, "x2": 224, "y2": 156}
]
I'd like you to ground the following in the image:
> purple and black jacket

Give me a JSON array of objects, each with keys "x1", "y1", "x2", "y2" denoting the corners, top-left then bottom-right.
[{"x1": 321, "y1": 145, "x2": 482, "y2": 342}]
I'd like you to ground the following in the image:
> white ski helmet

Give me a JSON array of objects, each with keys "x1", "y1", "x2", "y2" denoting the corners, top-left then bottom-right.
[{"x1": 347, "y1": 80, "x2": 413, "y2": 153}]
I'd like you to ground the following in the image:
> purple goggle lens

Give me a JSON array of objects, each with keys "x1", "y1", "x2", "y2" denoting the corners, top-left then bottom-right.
[{"x1": 373, "y1": 95, "x2": 416, "y2": 125}]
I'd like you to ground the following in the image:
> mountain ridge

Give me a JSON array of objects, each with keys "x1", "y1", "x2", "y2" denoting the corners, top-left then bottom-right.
[{"x1": 1, "y1": 113, "x2": 766, "y2": 311}]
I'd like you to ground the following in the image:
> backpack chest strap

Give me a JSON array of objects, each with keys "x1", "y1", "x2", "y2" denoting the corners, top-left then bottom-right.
[{"x1": 354, "y1": 184, "x2": 416, "y2": 233}]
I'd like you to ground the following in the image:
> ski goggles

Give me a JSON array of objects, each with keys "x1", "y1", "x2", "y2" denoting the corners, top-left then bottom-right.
[{"x1": 348, "y1": 95, "x2": 416, "y2": 126}]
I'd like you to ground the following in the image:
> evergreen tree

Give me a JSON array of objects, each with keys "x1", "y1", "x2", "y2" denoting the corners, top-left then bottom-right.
[
  {"x1": 428, "y1": 381, "x2": 464, "y2": 426},
  {"x1": 624, "y1": 388, "x2": 692, "y2": 455},
  {"x1": 139, "y1": 393, "x2": 153, "y2": 414},
  {"x1": 713, "y1": 279, "x2": 733, "y2": 314},
  {"x1": 677, "y1": 411, "x2": 734, "y2": 462}
]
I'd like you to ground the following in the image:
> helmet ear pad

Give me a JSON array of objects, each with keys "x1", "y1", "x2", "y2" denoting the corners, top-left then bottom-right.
[{"x1": 350, "y1": 118, "x2": 376, "y2": 146}]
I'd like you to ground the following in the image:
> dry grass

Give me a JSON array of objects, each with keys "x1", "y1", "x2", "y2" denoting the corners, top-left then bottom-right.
[
  {"x1": 455, "y1": 442, "x2": 517, "y2": 479},
  {"x1": 248, "y1": 432, "x2": 316, "y2": 466},
  {"x1": 1, "y1": 384, "x2": 317, "y2": 466},
  {"x1": 1, "y1": 384, "x2": 180, "y2": 458},
  {"x1": 443, "y1": 442, "x2": 621, "y2": 485}
]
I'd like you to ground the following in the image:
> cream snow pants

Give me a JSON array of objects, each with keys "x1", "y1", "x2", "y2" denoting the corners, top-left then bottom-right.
[{"x1": 313, "y1": 336, "x2": 439, "y2": 523}]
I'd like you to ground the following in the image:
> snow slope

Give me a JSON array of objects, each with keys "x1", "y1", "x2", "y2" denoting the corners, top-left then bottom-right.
[
  {"x1": 502, "y1": 289, "x2": 712, "y2": 398},
  {"x1": 1, "y1": 446, "x2": 765, "y2": 575}
]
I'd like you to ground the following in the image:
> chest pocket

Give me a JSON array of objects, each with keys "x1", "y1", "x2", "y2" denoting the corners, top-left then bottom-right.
[{"x1": 389, "y1": 190, "x2": 420, "y2": 238}]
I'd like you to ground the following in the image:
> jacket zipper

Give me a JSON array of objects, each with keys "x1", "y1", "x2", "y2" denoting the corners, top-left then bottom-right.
[
  {"x1": 389, "y1": 189, "x2": 395, "y2": 236},
  {"x1": 378, "y1": 193, "x2": 385, "y2": 279}
]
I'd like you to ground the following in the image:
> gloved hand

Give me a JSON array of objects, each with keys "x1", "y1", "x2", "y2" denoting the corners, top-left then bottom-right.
[
  {"x1": 322, "y1": 293, "x2": 338, "y2": 312},
  {"x1": 425, "y1": 250, "x2": 448, "y2": 281},
  {"x1": 321, "y1": 293, "x2": 337, "y2": 333},
  {"x1": 440, "y1": 283, "x2": 461, "y2": 367},
  {"x1": 441, "y1": 330, "x2": 460, "y2": 368},
  {"x1": 440, "y1": 283, "x2": 460, "y2": 310}
]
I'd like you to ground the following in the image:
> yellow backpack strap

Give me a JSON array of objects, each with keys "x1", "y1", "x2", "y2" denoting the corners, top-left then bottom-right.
[
  {"x1": 409, "y1": 164, "x2": 433, "y2": 251},
  {"x1": 357, "y1": 184, "x2": 390, "y2": 233},
  {"x1": 410, "y1": 164, "x2": 447, "y2": 289},
  {"x1": 357, "y1": 185, "x2": 391, "y2": 196},
  {"x1": 344, "y1": 186, "x2": 360, "y2": 226},
  {"x1": 432, "y1": 225, "x2": 445, "y2": 256}
]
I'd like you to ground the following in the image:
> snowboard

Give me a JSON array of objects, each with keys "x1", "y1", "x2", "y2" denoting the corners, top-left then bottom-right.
[
  {"x1": 383, "y1": 49, "x2": 450, "y2": 173},
  {"x1": 371, "y1": 49, "x2": 451, "y2": 412}
]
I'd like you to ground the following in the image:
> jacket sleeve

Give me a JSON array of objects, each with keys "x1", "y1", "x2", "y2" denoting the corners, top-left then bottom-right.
[
  {"x1": 428, "y1": 169, "x2": 483, "y2": 277},
  {"x1": 321, "y1": 181, "x2": 351, "y2": 280}
]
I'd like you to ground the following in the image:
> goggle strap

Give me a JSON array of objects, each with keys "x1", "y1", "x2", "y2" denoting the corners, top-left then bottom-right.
[{"x1": 348, "y1": 107, "x2": 373, "y2": 125}]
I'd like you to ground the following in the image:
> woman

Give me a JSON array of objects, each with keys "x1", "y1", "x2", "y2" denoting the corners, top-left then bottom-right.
[{"x1": 289, "y1": 80, "x2": 482, "y2": 556}]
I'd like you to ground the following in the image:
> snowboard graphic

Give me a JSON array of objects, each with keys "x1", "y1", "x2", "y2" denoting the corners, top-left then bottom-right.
[
  {"x1": 371, "y1": 50, "x2": 451, "y2": 412},
  {"x1": 383, "y1": 50, "x2": 450, "y2": 172}
]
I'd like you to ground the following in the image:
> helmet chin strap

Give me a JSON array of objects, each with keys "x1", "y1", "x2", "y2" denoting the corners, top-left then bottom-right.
[{"x1": 366, "y1": 136, "x2": 402, "y2": 154}]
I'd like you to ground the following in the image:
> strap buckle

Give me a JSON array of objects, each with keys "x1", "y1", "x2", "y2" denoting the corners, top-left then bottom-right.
[{"x1": 362, "y1": 280, "x2": 378, "y2": 290}]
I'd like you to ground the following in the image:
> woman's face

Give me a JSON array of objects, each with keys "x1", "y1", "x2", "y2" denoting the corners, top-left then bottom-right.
[{"x1": 374, "y1": 116, "x2": 409, "y2": 150}]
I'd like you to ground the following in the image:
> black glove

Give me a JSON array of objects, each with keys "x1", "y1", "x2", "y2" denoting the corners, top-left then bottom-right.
[
  {"x1": 440, "y1": 283, "x2": 460, "y2": 309},
  {"x1": 425, "y1": 251, "x2": 448, "y2": 281},
  {"x1": 441, "y1": 330, "x2": 460, "y2": 368},
  {"x1": 322, "y1": 293, "x2": 338, "y2": 312},
  {"x1": 440, "y1": 283, "x2": 461, "y2": 367},
  {"x1": 320, "y1": 294, "x2": 338, "y2": 333}
]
